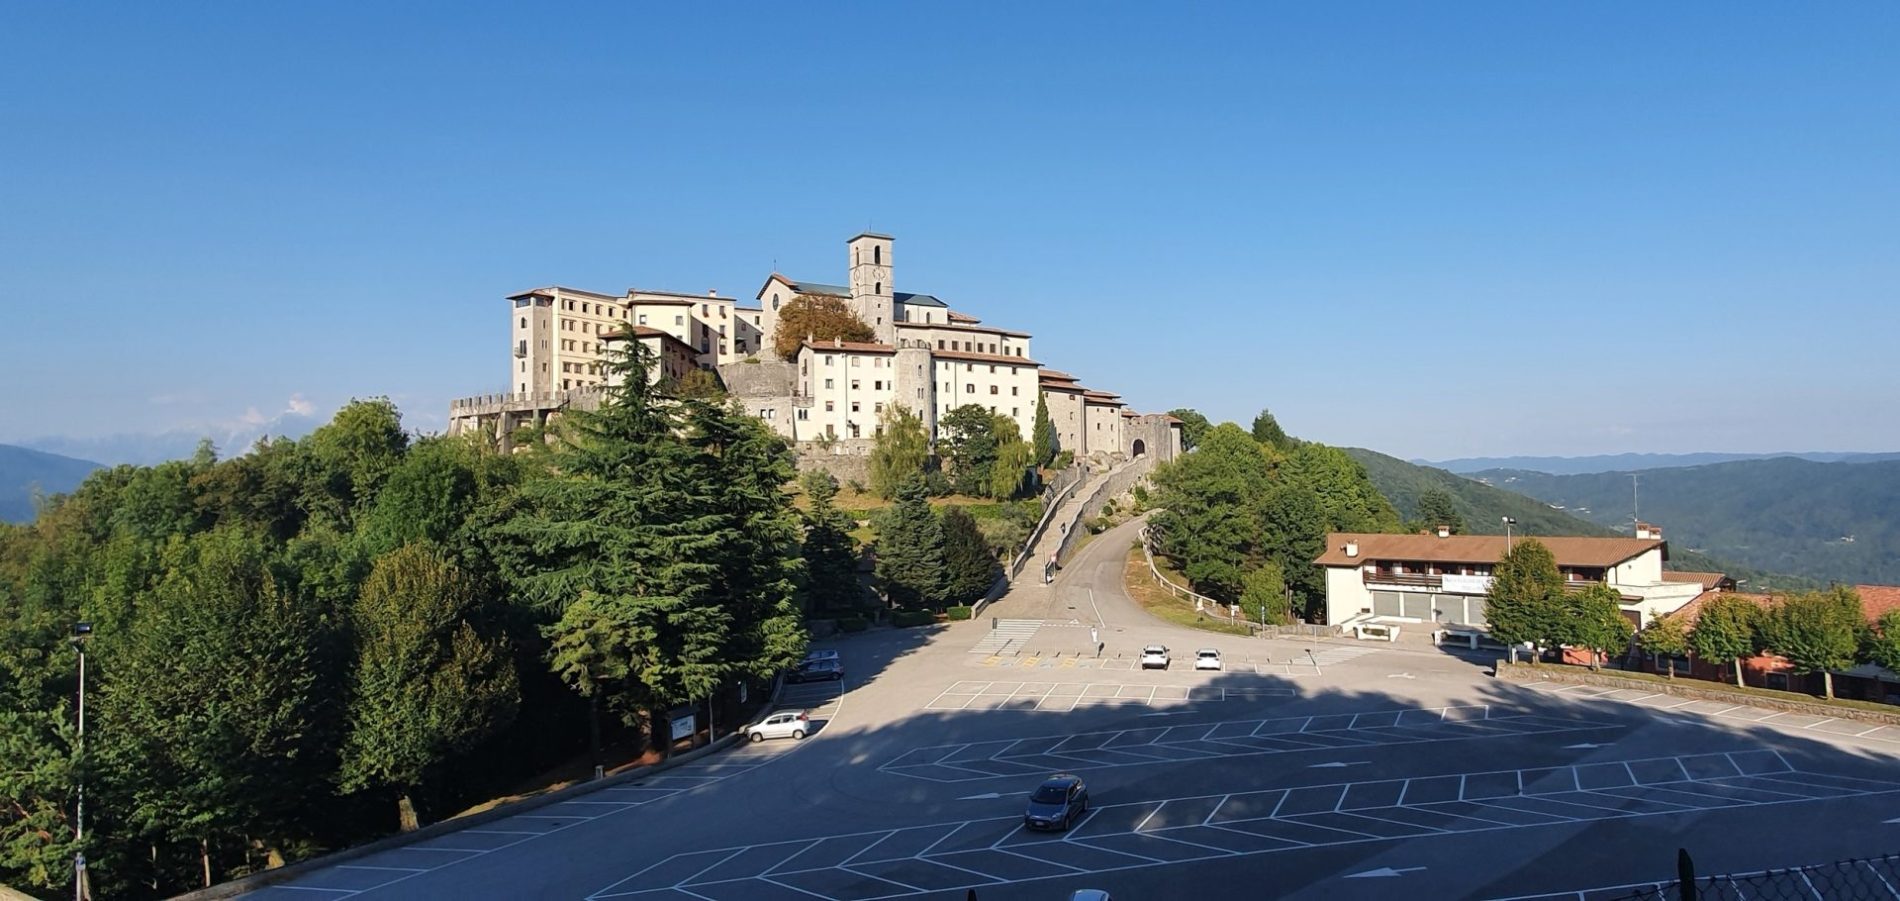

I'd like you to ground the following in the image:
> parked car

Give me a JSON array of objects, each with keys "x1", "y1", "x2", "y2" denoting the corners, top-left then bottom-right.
[
  {"x1": 746, "y1": 710, "x2": 810, "y2": 742},
  {"x1": 802, "y1": 649, "x2": 840, "y2": 664},
  {"x1": 786, "y1": 659, "x2": 844, "y2": 683},
  {"x1": 1194, "y1": 648, "x2": 1223, "y2": 671},
  {"x1": 1139, "y1": 645, "x2": 1170, "y2": 670},
  {"x1": 1023, "y1": 774, "x2": 1090, "y2": 831},
  {"x1": 1068, "y1": 891, "x2": 1113, "y2": 901}
]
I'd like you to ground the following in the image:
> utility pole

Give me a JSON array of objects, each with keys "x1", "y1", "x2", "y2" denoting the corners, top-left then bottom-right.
[
  {"x1": 72, "y1": 622, "x2": 92, "y2": 901},
  {"x1": 1631, "y1": 474, "x2": 1640, "y2": 525}
]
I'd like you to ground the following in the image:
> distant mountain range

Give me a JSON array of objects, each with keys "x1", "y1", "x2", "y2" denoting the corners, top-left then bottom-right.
[
  {"x1": 1464, "y1": 458, "x2": 1900, "y2": 586},
  {"x1": 1422, "y1": 451, "x2": 1900, "y2": 476},
  {"x1": 1343, "y1": 448, "x2": 1803, "y2": 590},
  {"x1": 17, "y1": 408, "x2": 322, "y2": 469},
  {"x1": 0, "y1": 445, "x2": 105, "y2": 523}
]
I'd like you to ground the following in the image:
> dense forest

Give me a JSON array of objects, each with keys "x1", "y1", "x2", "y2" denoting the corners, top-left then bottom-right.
[
  {"x1": 0, "y1": 344, "x2": 819, "y2": 897},
  {"x1": 1472, "y1": 458, "x2": 1900, "y2": 585}
]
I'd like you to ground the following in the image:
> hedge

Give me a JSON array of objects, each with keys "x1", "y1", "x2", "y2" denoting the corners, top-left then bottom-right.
[
  {"x1": 890, "y1": 610, "x2": 937, "y2": 628},
  {"x1": 837, "y1": 616, "x2": 869, "y2": 633},
  {"x1": 944, "y1": 605, "x2": 974, "y2": 621}
]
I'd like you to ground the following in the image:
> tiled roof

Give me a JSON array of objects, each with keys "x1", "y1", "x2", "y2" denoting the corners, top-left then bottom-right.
[
  {"x1": 1083, "y1": 391, "x2": 1123, "y2": 403},
  {"x1": 603, "y1": 327, "x2": 695, "y2": 353},
  {"x1": 627, "y1": 288, "x2": 725, "y2": 300},
  {"x1": 948, "y1": 310, "x2": 981, "y2": 323},
  {"x1": 1039, "y1": 370, "x2": 1077, "y2": 380},
  {"x1": 1662, "y1": 590, "x2": 1776, "y2": 628},
  {"x1": 1313, "y1": 533, "x2": 1666, "y2": 569},
  {"x1": 625, "y1": 296, "x2": 695, "y2": 307},
  {"x1": 802, "y1": 340, "x2": 897, "y2": 355},
  {"x1": 1662, "y1": 571, "x2": 1731, "y2": 590},
  {"x1": 1858, "y1": 585, "x2": 1900, "y2": 620},
  {"x1": 788, "y1": 280, "x2": 851, "y2": 297},
  {"x1": 895, "y1": 291, "x2": 947, "y2": 308},
  {"x1": 933, "y1": 349, "x2": 1040, "y2": 366},
  {"x1": 849, "y1": 231, "x2": 894, "y2": 241}
]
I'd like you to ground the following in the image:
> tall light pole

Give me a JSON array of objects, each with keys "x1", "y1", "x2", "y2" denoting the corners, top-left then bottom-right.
[
  {"x1": 72, "y1": 621, "x2": 91, "y2": 901},
  {"x1": 1502, "y1": 517, "x2": 1517, "y2": 552}
]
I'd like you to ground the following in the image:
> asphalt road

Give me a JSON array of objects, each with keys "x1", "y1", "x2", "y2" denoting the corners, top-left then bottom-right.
[{"x1": 244, "y1": 518, "x2": 1900, "y2": 901}]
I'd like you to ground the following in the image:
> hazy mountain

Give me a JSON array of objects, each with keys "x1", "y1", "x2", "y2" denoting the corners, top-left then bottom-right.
[
  {"x1": 1342, "y1": 448, "x2": 1800, "y2": 590},
  {"x1": 0, "y1": 445, "x2": 105, "y2": 523},
  {"x1": 20, "y1": 409, "x2": 322, "y2": 468},
  {"x1": 1470, "y1": 458, "x2": 1900, "y2": 586},
  {"x1": 1423, "y1": 451, "x2": 1900, "y2": 476}
]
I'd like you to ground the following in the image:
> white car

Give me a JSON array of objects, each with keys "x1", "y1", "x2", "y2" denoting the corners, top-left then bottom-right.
[
  {"x1": 1194, "y1": 648, "x2": 1223, "y2": 671},
  {"x1": 746, "y1": 710, "x2": 811, "y2": 742},
  {"x1": 1139, "y1": 645, "x2": 1170, "y2": 670}
]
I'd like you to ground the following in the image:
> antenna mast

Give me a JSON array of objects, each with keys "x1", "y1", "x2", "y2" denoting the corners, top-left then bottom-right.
[{"x1": 1631, "y1": 474, "x2": 1640, "y2": 524}]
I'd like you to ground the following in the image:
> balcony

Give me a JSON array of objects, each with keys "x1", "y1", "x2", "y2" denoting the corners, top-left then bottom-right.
[
  {"x1": 1364, "y1": 571, "x2": 1442, "y2": 590},
  {"x1": 513, "y1": 341, "x2": 527, "y2": 358}
]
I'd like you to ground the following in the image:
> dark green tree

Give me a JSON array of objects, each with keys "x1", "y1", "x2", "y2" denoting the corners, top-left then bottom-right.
[
  {"x1": 495, "y1": 335, "x2": 731, "y2": 757},
  {"x1": 1031, "y1": 392, "x2": 1059, "y2": 468},
  {"x1": 1250, "y1": 409, "x2": 1293, "y2": 451},
  {"x1": 798, "y1": 471, "x2": 862, "y2": 614},
  {"x1": 1485, "y1": 538, "x2": 1565, "y2": 658},
  {"x1": 1757, "y1": 586, "x2": 1862, "y2": 699},
  {"x1": 338, "y1": 544, "x2": 519, "y2": 831},
  {"x1": 940, "y1": 506, "x2": 999, "y2": 605},
  {"x1": 937, "y1": 405, "x2": 998, "y2": 497},
  {"x1": 1867, "y1": 610, "x2": 1900, "y2": 675},
  {"x1": 1151, "y1": 424, "x2": 1273, "y2": 602},
  {"x1": 1167, "y1": 408, "x2": 1210, "y2": 452},
  {"x1": 1688, "y1": 594, "x2": 1762, "y2": 687},
  {"x1": 95, "y1": 528, "x2": 342, "y2": 887},
  {"x1": 1414, "y1": 488, "x2": 1465, "y2": 535},
  {"x1": 873, "y1": 475, "x2": 947, "y2": 610},
  {"x1": 1256, "y1": 482, "x2": 1327, "y2": 611},
  {"x1": 1282, "y1": 443, "x2": 1402, "y2": 534},
  {"x1": 868, "y1": 405, "x2": 930, "y2": 499}
]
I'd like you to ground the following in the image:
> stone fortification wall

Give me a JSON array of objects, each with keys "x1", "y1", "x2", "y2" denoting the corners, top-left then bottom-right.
[{"x1": 793, "y1": 439, "x2": 876, "y2": 486}]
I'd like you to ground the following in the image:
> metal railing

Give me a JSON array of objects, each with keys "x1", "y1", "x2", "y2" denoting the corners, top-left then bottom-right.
[
  {"x1": 1135, "y1": 525, "x2": 1263, "y2": 634},
  {"x1": 1007, "y1": 464, "x2": 1087, "y2": 581}
]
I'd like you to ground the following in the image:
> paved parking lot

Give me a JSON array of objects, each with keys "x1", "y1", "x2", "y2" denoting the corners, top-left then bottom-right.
[
  {"x1": 589, "y1": 750, "x2": 1896, "y2": 901},
  {"x1": 922, "y1": 679, "x2": 1293, "y2": 711},
  {"x1": 1524, "y1": 681, "x2": 1900, "y2": 746}
]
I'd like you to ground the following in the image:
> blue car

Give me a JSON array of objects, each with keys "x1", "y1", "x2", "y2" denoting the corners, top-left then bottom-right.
[{"x1": 1023, "y1": 774, "x2": 1089, "y2": 831}]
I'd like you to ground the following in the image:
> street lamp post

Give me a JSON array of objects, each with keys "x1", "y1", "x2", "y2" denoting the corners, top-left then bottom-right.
[
  {"x1": 72, "y1": 621, "x2": 91, "y2": 901},
  {"x1": 1502, "y1": 517, "x2": 1517, "y2": 551}
]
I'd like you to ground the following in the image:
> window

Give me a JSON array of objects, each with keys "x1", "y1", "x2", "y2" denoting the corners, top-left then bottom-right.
[
  {"x1": 762, "y1": 408, "x2": 775, "y2": 420},
  {"x1": 772, "y1": 293, "x2": 780, "y2": 310},
  {"x1": 850, "y1": 402, "x2": 860, "y2": 413},
  {"x1": 851, "y1": 357, "x2": 860, "y2": 367},
  {"x1": 720, "y1": 343, "x2": 727, "y2": 355},
  {"x1": 825, "y1": 355, "x2": 835, "y2": 366},
  {"x1": 825, "y1": 401, "x2": 835, "y2": 412},
  {"x1": 719, "y1": 306, "x2": 727, "y2": 319},
  {"x1": 675, "y1": 315, "x2": 684, "y2": 325},
  {"x1": 850, "y1": 380, "x2": 859, "y2": 390},
  {"x1": 937, "y1": 340, "x2": 945, "y2": 349},
  {"x1": 874, "y1": 282, "x2": 881, "y2": 295},
  {"x1": 874, "y1": 245, "x2": 881, "y2": 265},
  {"x1": 519, "y1": 317, "x2": 527, "y2": 329},
  {"x1": 797, "y1": 409, "x2": 808, "y2": 420},
  {"x1": 701, "y1": 304, "x2": 708, "y2": 316},
  {"x1": 965, "y1": 384, "x2": 975, "y2": 393},
  {"x1": 990, "y1": 386, "x2": 998, "y2": 395},
  {"x1": 875, "y1": 402, "x2": 884, "y2": 413},
  {"x1": 988, "y1": 365, "x2": 996, "y2": 373},
  {"x1": 1011, "y1": 386, "x2": 1019, "y2": 396},
  {"x1": 1012, "y1": 407, "x2": 1019, "y2": 417}
]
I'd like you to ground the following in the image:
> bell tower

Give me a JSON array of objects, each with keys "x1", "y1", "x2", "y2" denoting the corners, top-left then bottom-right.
[{"x1": 847, "y1": 233, "x2": 894, "y2": 344}]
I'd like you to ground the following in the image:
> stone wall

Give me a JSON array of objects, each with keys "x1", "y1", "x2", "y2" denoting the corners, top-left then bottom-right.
[{"x1": 793, "y1": 439, "x2": 876, "y2": 487}]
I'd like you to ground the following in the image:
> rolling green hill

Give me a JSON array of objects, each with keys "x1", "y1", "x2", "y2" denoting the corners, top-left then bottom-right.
[
  {"x1": 1469, "y1": 458, "x2": 1900, "y2": 586},
  {"x1": 1342, "y1": 447, "x2": 1798, "y2": 588}
]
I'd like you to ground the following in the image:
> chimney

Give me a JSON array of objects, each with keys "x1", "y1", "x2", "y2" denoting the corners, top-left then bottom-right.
[
  {"x1": 1635, "y1": 522, "x2": 1661, "y2": 540},
  {"x1": 1435, "y1": 525, "x2": 1451, "y2": 539},
  {"x1": 1344, "y1": 541, "x2": 1359, "y2": 558},
  {"x1": 833, "y1": 336, "x2": 843, "y2": 348},
  {"x1": 707, "y1": 289, "x2": 718, "y2": 298}
]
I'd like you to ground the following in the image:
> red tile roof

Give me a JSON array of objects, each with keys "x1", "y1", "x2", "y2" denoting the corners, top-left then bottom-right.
[
  {"x1": 1313, "y1": 533, "x2": 1665, "y2": 569},
  {"x1": 1662, "y1": 571, "x2": 1731, "y2": 591},
  {"x1": 948, "y1": 310, "x2": 981, "y2": 323},
  {"x1": 1662, "y1": 590, "x2": 1776, "y2": 628},
  {"x1": 1858, "y1": 585, "x2": 1900, "y2": 621},
  {"x1": 894, "y1": 321, "x2": 1031, "y2": 338}
]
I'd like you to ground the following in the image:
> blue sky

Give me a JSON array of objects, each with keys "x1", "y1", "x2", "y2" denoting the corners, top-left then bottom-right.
[{"x1": 3, "y1": 2, "x2": 1896, "y2": 461}]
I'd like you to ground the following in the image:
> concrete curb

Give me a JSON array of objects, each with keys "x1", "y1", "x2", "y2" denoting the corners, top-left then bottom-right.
[
  {"x1": 1495, "y1": 663, "x2": 1900, "y2": 726},
  {"x1": 172, "y1": 732, "x2": 746, "y2": 900}
]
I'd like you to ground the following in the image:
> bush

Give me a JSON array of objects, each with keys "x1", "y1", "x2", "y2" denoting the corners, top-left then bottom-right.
[
  {"x1": 837, "y1": 616, "x2": 869, "y2": 633},
  {"x1": 945, "y1": 605, "x2": 974, "y2": 621},
  {"x1": 923, "y1": 469, "x2": 952, "y2": 497},
  {"x1": 847, "y1": 479, "x2": 866, "y2": 494},
  {"x1": 890, "y1": 610, "x2": 937, "y2": 628}
]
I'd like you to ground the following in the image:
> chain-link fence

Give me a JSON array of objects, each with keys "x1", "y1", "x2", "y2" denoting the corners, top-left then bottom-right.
[{"x1": 1584, "y1": 850, "x2": 1900, "y2": 900}]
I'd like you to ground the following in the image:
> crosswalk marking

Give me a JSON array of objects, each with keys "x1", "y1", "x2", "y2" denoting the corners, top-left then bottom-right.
[{"x1": 970, "y1": 618, "x2": 1043, "y2": 655}]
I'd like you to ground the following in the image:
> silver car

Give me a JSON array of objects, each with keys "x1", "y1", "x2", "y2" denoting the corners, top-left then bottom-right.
[{"x1": 746, "y1": 710, "x2": 810, "y2": 742}]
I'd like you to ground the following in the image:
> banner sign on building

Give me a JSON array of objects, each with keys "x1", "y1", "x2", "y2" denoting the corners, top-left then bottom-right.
[{"x1": 1441, "y1": 574, "x2": 1493, "y2": 595}]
